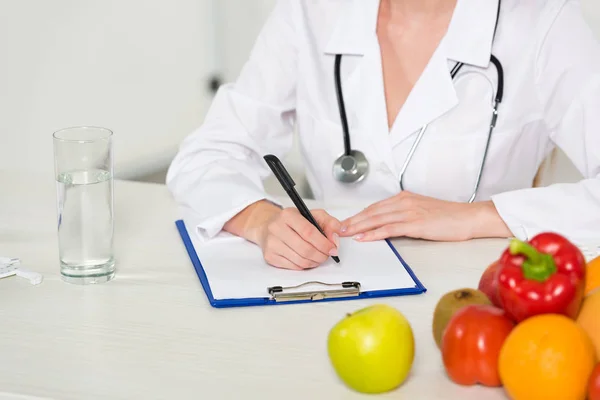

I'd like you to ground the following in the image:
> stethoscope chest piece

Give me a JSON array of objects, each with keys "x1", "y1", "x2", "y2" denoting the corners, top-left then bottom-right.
[
  {"x1": 333, "y1": 150, "x2": 369, "y2": 184},
  {"x1": 330, "y1": 0, "x2": 503, "y2": 192}
]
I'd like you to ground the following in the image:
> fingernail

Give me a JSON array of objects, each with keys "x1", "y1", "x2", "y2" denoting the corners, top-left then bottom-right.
[
  {"x1": 329, "y1": 247, "x2": 338, "y2": 256},
  {"x1": 333, "y1": 233, "x2": 340, "y2": 247},
  {"x1": 353, "y1": 234, "x2": 364, "y2": 241},
  {"x1": 340, "y1": 225, "x2": 347, "y2": 233}
]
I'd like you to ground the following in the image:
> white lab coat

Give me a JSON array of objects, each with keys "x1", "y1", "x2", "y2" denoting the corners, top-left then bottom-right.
[{"x1": 167, "y1": 0, "x2": 600, "y2": 244}]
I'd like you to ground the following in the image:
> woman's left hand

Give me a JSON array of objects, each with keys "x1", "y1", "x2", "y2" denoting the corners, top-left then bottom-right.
[{"x1": 339, "y1": 191, "x2": 511, "y2": 242}]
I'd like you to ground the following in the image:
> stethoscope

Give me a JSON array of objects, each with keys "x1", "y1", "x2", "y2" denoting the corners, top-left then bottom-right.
[{"x1": 332, "y1": 1, "x2": 504, "y2": 203}]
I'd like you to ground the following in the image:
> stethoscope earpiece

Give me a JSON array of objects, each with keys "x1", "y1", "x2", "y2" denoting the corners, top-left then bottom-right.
[{"x1": 333, "y1": 150, "x2": 369, "y2": 184}]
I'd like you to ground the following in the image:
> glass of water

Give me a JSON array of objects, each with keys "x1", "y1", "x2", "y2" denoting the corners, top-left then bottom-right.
[{"x1": 53, "y1": 126, "x2": 115, "y2": 284}]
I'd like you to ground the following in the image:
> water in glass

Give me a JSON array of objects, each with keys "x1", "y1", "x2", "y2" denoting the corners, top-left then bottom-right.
[{"x1": 56, "y1": 168, "x2": 115, "y2": 283}]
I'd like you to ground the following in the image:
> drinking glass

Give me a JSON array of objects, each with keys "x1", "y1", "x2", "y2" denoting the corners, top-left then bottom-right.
[{"x1": 53, "y1": 126, "x2": 115, "y2": 284}]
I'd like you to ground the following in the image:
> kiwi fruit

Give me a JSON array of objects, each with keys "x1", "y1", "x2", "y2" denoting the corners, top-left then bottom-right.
[{"x1": 432, "y1": 288, "x2": 492, "y2": 349}]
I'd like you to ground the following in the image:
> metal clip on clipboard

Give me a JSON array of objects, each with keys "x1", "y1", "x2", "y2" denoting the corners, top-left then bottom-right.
[{"x1": 267, "y1": 281, "x2": 361, "y2": 302}]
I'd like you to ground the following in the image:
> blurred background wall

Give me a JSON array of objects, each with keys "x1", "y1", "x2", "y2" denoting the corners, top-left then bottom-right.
[
  {"x1": 1, "y1": 0, "x2": 599, "y2": 192},
  {"x1": 0, "y1": 0, "x2": 277, "y2": 182}
]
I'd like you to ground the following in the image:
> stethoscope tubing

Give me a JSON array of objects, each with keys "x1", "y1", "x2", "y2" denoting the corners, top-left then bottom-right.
[
  {"x1": 333, "y1": 0, "x2": 504, "y2": 203},
  {"x1": 334, "y1": 54, "x2": 352, "y2": 156},
  {"x1": 398, "y1": 56, "x2": 504, "y2": 203}
]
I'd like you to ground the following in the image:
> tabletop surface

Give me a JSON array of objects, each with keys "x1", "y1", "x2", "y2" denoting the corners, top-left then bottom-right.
[{"x1": 0, "y1": 171, "x2": 515, "y2": 400}]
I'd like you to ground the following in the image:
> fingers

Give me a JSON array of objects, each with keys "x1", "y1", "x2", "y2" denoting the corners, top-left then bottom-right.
[
  {"x1": 340, "y1": 203, "x2": 400, "y2": 233},
  {"x1": 354, "y1": 223, "x2": 407, "y2": 242},
  {"x1": 264, "y1": 253, "x2": 303, "y2": 271},
  {"x1": 342, "y1": 211, "x2": 408, "y2": 237},
  {"x1": 271, "y1": 221, "x2": 332, "y2": 264},
  {"x1": 276, "y1": 239, "x2": 321, "y2": 270},
  {"x1": 313, "y1": 209, "x2": 342, "y2": 246},
  {"x1": 282, "y1": 209, "x2": 338, "y2": 257},
  {"x1": 263, "y1": 236, "x2": 318, "y2": 270},
  {"x1": 261, "y1": 208, "x2": 341, "y2": 270}
]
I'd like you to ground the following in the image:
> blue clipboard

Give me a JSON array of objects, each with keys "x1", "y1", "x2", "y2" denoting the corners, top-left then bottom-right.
[{"x1": 175, "y1": 219, "x2": 427, "y2": 308}]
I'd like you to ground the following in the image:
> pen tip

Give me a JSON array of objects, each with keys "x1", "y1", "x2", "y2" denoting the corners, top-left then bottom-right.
[{"x1": 332, "y1": 256, "x2": 340, "y2": 263}]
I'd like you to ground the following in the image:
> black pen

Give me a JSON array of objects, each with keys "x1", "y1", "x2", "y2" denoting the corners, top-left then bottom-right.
[{"x1": 263, "y1": 154, "x2": 340, "y2": 263}]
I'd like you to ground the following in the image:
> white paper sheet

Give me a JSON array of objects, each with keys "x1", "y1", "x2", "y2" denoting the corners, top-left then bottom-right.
[{"x1": 184, "y1": 209, "x2": 419, "y2": 300}]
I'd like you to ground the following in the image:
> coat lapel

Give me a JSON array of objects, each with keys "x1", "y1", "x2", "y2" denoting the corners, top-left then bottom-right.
[
  {"x1": 322, "y1": 0, "x2": 400, "y2": 174},
  {"x1": 320, "y1": 0, "x2": 501, "y2": 176},
  {"x1": 323, "y1": 0, "x2": 373, "y2": 57},
  {"x1": 323, "y1": 0, "x2": 401, "y2": 175},
  {"x1": 388, "y1": 45, "x2": 459, "y2": 148},
  {"x1": 389, "y1": 0, "x2": 501, "y2": 148}
]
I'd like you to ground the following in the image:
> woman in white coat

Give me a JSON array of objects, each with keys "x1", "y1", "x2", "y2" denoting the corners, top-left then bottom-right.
[{"x1": 167, "y1": 0, "x2": 600, "y2": 270}]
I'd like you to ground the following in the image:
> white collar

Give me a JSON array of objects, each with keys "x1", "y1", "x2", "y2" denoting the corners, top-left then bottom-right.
[{"x1": 324, "y1": 0, "x2": 501, "y2": 67}]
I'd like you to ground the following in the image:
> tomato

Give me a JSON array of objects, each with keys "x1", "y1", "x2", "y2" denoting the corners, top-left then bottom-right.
[
  {"x1": 441, "y1": 304, "x2": 515, "y2": 387},
  {"x1": 589, "y1": 364, "x2": 600, "y2": 400}
]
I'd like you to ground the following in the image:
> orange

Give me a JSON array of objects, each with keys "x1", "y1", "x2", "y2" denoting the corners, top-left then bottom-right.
[
  {"x1": 586, "y1": 255, "x2": 600, "y2": 297},
  {"x1": 499, "y1": 314, "x2": 596, "y2": 400},
  {"x1": 577, "y1": 290, "x2": 600, "y2": 361}
]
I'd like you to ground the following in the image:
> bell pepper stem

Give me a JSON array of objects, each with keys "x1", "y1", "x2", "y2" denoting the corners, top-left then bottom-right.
[{"x1": 509, "y1": 239, "x2": 557, "y2": 282}]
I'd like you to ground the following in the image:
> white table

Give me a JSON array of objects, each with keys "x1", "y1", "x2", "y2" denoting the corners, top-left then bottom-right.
[{"x1": 0, "y1": 171, "x2": 512, "y2": 400}]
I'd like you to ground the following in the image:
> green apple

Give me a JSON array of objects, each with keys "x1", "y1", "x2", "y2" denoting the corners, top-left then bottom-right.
[{"x1": 327, "y1": 304, "x2": 415, "y2": 394}]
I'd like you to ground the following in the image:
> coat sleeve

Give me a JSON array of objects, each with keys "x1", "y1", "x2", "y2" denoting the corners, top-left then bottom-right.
[
  {"x1": 166, "y1": 0, "x2": 299, "y2": 242},
  {"x1": 491, "y1": 0, "x2": 600, "y2": 243}
]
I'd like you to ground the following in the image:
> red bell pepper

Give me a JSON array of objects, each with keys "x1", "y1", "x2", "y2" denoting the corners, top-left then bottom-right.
[{"x1": 496, "y1": 232, "x2": 586, "y2": 323}]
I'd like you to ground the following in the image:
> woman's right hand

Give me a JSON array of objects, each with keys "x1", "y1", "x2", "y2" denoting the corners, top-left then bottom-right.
[{"x1": 255, "y1": 207, "x2": 341, "y2": 270}]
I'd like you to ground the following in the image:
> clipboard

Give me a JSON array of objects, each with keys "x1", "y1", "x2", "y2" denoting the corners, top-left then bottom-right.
[{"x1": 175, "y1": 219, "x2": 427, "y2": 308}]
